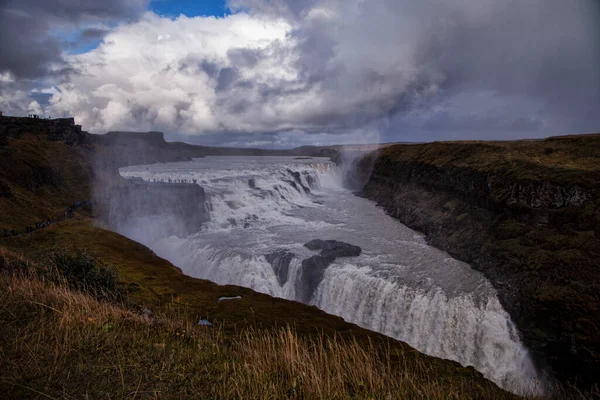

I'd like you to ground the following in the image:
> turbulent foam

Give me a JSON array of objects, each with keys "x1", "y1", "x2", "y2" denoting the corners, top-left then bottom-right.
[
  {"x1": 120, "y1": 156, "x2": 543, "y2": 394},
  {"x1": 121, "y1": 158, "x2": 334, "y2": 232},
  {"x1": 313, "y1": 264, "x2": 540, "y2": 392}
]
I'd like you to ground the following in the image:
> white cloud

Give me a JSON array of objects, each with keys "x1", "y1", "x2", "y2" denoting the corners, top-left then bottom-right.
[
  {"x1": 44, "y1": 12, "x2": 295, "y2": 134},
  {"x1": 0, "y1": 72, "x2": 14, "y2": 83},
  {"x1": 2, "y1": 0, "x2": 598, "y2": 146}
]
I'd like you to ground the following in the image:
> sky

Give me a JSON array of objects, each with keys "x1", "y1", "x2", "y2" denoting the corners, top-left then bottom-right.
[{"x1": 0, "y1": 0, "x2": 599, "y2": 148}]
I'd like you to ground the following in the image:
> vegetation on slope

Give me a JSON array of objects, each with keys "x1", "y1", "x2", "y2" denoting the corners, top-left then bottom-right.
[
  {"x1": 0, "y1": 247, "x2": 521, "y2": 399},
  {"x1": 0, "y1": 133, "x2": 92, "y2": 232}
]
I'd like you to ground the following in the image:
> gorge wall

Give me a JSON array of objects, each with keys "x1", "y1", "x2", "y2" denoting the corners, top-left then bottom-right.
[{"x1": 347, "y1": 135, "x2": 600, "y2": 388}]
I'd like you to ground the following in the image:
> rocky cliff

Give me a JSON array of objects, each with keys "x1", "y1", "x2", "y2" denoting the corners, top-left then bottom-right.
[
  {"x1": 0, "y1": 116, "x2": 89, "y2": 146},
  {"x1": 96, "y1": 178, "x2": 209, "y2": 241},
  {"x1": 93, "y1": 131, "x2": 196, "y2": 169},
  {"x1": 349, "y1": 135, "x2": 600, "y2": 388}
]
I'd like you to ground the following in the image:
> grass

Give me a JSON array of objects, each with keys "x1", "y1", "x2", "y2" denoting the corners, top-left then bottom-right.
[
  {"x1": 0, "y1": 250, "x2": 520, "y2": 399},
  {"x1": 0, "y1": 133, "x2": 93, "y2": 231},
  {"x1": 378, "y1": 134, "x2": 600, "y2": 188}
]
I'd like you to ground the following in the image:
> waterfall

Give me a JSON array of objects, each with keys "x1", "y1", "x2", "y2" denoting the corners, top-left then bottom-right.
[{"x1": 119, "y1": 156, "x2": 543, "y2": 394}]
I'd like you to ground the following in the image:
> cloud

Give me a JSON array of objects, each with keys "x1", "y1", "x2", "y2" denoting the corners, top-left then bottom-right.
[
  {"x1": 0, "y1": 0, "x2": 148, "y2": 79},
  {"x1": 3, "y1": 0, "x2": 600, "y2": 146}
]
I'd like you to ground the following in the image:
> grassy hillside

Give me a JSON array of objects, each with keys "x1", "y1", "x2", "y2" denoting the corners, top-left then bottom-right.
[
  {"x1": 0, "y1": 247, "x2": 519, "y2": 399},
  {"x1": 0, "y1": 132, "x2": 93, "y2": 232},
  {"x1": 379, "y1": 134, "x2": 600, "y2": 187},
  {"x1": 0, "y1": 119, "x2": 521, "y2": 397}
]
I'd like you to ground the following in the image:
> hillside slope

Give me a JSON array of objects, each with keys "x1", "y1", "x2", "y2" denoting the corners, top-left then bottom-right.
[{"x1": 357, "y1": 135, "x2": 600, "y2": 387}]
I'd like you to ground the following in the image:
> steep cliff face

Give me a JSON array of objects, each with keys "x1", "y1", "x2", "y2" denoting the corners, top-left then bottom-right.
[
  {"x1": 93, "y1": 131, "x2": 196, "y2": 169},
  {"x1": 0, "y1": 116, "x2": 89, "y2": 146},
  {"x1": 0, "y1": 117, "x2": 93, "y2": 231},
  {"x1": 355, "y1": 135, "x2": 600, "y2": 387},
  {"x1": 95, "y1": 178, "x2": 209, "y2": 242}
]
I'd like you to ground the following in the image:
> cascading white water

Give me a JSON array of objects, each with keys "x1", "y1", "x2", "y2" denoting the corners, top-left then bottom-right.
[{"x1": 119, "y1": 156, "x2": 542, "y2": 394}]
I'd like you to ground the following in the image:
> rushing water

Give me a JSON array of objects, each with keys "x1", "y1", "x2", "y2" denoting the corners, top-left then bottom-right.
[{"x1": 119, "y1": 156, "x2": 541, "y2": 393}]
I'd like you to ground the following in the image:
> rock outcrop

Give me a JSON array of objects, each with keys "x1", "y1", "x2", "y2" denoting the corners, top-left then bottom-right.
[
  {"x1": 96, "y1": 178, "x2": 209, "y2": 240},
  {"x1": 265, "y1": 249, "x2": 295, "y2": 286},
  {"x1": 304, "y1": 239, "x2": 362, "y2": 258},
  {"x1": 0, "y1": 116, "x2": 89, "y2": 146},
  {"x1": 296, "y1": 240, "x2": 362, "y2": 303},
  {"x1": 349, "y1": 135, "x2": 600, "y2": 388}
]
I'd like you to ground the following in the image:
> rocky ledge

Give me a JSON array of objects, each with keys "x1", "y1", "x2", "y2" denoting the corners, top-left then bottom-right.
[
  {"x1": 344, "y1": 135, "x2": 600, "y2": 388},
  {"x1": 265, "y1": 240, "x2": 363, "y2": 303}
]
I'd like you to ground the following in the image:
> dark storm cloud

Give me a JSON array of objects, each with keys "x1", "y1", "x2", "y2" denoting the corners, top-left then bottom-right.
[
  {"x1": 225, "y1": 0, "x2": 600, "y2": 140},
  {"x1": 79, "y1": 28, "x2": 111, "y2": 41},
  {"x1": 0, "y1": 0, "x2": 147, "y2": 79}
]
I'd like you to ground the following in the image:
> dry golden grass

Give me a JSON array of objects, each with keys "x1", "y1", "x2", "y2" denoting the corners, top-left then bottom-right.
[
  {"x1": 0, "y1": 250, "x2": 520, "y2": 399},
  {"x1": 225, "y1": 328, "x2": 479, "y2": 399},
  {"x1": 1, "y1": 249, "x2": 598, "y2": 399}
]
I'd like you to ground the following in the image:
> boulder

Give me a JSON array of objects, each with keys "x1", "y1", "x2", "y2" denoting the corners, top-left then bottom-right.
[
  {"x1": 297, "y1": 255, "x2": 336, "y2": 303},
  {"x1": 304, "y1": 239, "x2": 362, "y2": 258},
  {"x1": 265, "y1": 249, "x2": 295, "y2": 285}
]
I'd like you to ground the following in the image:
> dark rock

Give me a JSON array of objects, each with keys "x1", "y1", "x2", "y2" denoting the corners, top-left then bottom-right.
[
  {"x1": 295, "y1": 240, "x2": 362, "y2": 303},
  {"x1": 304, "y1": 239, "x2": 362, "y2": 258},
  {"x1": 297, "y1": 254, "x2": 336, "y2": 303},
  {"x1": 284, "y1": 179, "x2": 302, "y2": 193},
  {"x1": 265, "y1": 249, "x2": 295, "y2": 285},
  {"x1": 287, "y1": 168, "x2": 311, "y2": 193},
  {"x1": 97, "y1": 180, "x2": 209, "y2": 238},
  {"x1": 0, "y1": 116, "x2": 89, "y2": 146},
  {"x1": 248, "y1": 178, "x2": 256, "y2": 189}
]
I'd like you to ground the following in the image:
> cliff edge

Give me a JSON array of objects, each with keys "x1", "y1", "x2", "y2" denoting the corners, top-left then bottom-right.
[{"x1": 355, "y1": 134, "x2": 600, "y2": 387}]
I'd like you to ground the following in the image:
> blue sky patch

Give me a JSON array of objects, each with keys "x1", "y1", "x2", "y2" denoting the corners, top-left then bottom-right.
[{"x1": 150, "y1": 0, "x2": 231, "y2": 18}]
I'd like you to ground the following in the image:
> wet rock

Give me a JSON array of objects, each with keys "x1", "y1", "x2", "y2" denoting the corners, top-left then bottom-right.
[
  {"x1": 284, "y1": 179, "x2": 302, "y2": 193},
  {"x1": 296, "y1": 240, "x2": 362, "y2": 302},
  {"x1": 304, "y1": 239, "x2": 362, "y2": 258},
  {"x1": 287, "y1": 168, "x2": 311, "y2": 193},
  {"x1": 248, "y1": 178, "x2": 256, "y2": 189},
  {"x1": 298, "y1": 254, "x2": 336, "y2": 303},
  {"x1": 265, "y1": 249, "x2": 295, "y2": 285}
]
